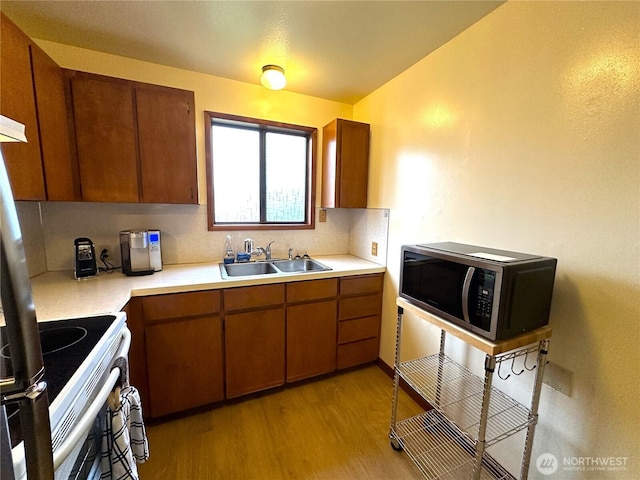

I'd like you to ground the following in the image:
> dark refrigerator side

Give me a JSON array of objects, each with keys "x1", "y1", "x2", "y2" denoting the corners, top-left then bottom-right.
[{"x1": 0, "y1": 147, "x2": 54, "y2": 478}]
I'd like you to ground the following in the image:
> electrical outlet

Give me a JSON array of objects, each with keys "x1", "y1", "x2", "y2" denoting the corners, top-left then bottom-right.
[
  {"x1": 319, "y1": 209, "x2": 327, "y2": 222},
  {"x1": 371, "y1": 241, "x2": 378, "y2": 256}
]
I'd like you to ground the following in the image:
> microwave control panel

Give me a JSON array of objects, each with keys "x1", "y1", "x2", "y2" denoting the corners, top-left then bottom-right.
[{"x1": 471, "y1": 269, "x2": 496, "y2": 327}]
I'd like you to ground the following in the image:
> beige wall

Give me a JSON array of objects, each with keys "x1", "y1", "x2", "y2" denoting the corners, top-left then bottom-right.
[{"x1": 355, "y1": 1, "x2": 639, "y2": 477}]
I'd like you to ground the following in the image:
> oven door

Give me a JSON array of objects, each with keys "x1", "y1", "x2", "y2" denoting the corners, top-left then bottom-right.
[{"x1": 54, "y1": 328, "x2": 130, "y2": 480}]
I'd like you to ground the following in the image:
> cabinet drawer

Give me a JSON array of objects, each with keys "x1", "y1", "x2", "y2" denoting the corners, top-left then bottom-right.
[
  {"x1": 287, "y1": 278, "x2": 338, "y2": 303},
  {"x1": 340, "y1": 274, "x2": 383, "y2": 296},
  {"x1": 142, "y1": 290, "x2": 221, "y2": 322},
  {"x1": 337, "y1": 337, "x2": 380, "y2": 370},
  {"x1": 339, "y1": 294, "x2": 382, "y2": 321},
  {"x1": 338, "y1": 315, "x2": 380, "y2": 344},
  {"x1": 224, "y1": 284, "x2": 285, "y2": 311}
]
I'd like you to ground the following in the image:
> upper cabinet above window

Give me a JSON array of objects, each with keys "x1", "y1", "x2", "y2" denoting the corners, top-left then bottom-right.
[
  {"x1": 321, "y1": 118, "x2": 370, "y2": 209},
  {"x1": 67, "y1": 71, "x2": 198, "y2": 204}
]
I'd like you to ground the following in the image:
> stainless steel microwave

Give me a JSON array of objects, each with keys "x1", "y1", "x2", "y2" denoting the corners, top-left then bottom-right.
[{"x1": 400, "y1": 242, "x2": 557, "y2": 341}]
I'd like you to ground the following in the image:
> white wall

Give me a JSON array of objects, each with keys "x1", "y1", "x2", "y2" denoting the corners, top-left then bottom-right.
[{"x1": 356, "y1": 1, "x2": 639, "y2": 478}]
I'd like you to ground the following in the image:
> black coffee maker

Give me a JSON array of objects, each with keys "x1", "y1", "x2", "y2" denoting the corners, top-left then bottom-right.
[{"x1": 74, "y1": 237, "x2": 98, "y2": 279}]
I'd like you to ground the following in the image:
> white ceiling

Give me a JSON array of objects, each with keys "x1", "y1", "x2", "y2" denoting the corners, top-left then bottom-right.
[{"x1": 1, "y1": 1, "x2": 504, "y2": 104}]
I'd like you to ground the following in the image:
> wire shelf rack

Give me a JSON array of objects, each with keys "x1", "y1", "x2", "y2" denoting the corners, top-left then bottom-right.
[
  {"x1": 392, "y1": 410, "x2": 515, "y2": 480},
  {"x1": 398, "y1": 354, "x2": 534, "y2": 446}
]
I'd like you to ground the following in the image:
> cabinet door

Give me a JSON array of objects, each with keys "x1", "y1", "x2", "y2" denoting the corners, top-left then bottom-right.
[
  {"x1": 30, "y1": 45, "x2": 79, "y2": 201},
  {"x1": 70, "y1": 73, "x2": 140, "y2": 202},
  {"x1": 322, "y1": 118, "x2": 370, "y2": 208},
  {"x1": 145, "y1": 315, "x2": 224, "y2": 417},
  {"x1": 287, "y1": 300, "x2": 337, "y2": 382},
  {"x1": 225, "y1": 307, "x2": 285, "y2": 398},
  {"x1": 337, "y1": 119, "x2": 369, "y2": 207},
  {"x1": 136, "y1": 86, "x2": 197, "y2": 204},
  {"x1": 0, "y1": 13, "x2": 45, "y2": 200}
]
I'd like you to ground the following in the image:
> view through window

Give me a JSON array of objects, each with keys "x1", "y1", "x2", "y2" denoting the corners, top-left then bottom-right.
[{"x1": 205, "y1": 112, "x2": 316, "y2": 230}]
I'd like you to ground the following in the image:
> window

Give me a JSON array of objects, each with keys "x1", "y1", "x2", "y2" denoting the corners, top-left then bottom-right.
[{"x1": 205, "y1": 112, "x2": 317, "y2": 230}]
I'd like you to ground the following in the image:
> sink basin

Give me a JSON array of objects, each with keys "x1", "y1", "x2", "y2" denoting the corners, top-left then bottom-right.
[
  {"x1": 222, "y1": 262, "x2": 278, "y2": 277},
  {"x1": 220, "y1": 258, "x2": 331, "y2": 278},
  {"x1": 272, "y1": 259, "x2": 331, "y2": 273}
]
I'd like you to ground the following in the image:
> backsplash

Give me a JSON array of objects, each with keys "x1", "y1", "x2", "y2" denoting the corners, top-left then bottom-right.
[
  {"x1": 17, "y1": 202, "x2": 389, "y2": 276},
  {"x1": 16, "y1": 202, "x2": 47, "y2": 277}
]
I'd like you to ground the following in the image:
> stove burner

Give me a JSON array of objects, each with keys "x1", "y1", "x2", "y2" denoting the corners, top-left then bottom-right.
[
  {"x1": 0, "y1": 327, "x2": 88, "y2": 361},
  {"x1": 1, "y1": 315, "x2": 121, "y2": 449},
  {"x1": 40, "y1": 327, "x2": 88, "y2": 355}
]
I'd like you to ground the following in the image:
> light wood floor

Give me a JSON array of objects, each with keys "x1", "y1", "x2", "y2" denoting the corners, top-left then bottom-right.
[{"x1": 137, "y1": 365, "x2": 425, "y2": 479}]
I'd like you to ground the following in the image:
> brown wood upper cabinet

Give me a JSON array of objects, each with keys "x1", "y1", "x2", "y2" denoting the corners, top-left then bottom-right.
[
  {"x1": 0, "y1": 13, "x2": 77, "y2": 201},
  {"x1": 66, "y1": 70, "x2": 198, "y2": 204},
  {"x1": 321, "y1": 118, "x2": 370, "y2": 208}
]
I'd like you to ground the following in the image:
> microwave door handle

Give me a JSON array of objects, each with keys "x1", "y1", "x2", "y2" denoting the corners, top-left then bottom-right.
[{"x1": 462, "y1": 267, "x2": 475, "y2": 323}]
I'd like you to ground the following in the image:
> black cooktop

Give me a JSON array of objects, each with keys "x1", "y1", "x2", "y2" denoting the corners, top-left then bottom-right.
[{"x1": 1, "y1": 315, "x2": 117, "y2": 448}]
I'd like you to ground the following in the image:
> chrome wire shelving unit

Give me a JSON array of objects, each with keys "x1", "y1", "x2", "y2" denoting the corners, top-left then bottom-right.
[{"x1": 389, "y1": 298, "x2": 552, "y2": 480}]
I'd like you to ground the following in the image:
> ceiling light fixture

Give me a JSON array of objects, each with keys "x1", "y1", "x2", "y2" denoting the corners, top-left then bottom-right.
[{"x1": 261, "y1": 65, "x2": 286, "y2": 91}]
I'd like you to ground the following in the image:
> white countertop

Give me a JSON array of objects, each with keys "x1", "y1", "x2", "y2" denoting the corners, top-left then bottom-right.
[{"x1": 30, "y1": 255, "x2": 385, "y2": 322}]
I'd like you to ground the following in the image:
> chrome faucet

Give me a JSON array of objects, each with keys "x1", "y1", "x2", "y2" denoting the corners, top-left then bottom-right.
[
  {"x1": 252, "y1": 240, "x2": 275, "y2": 260},
  {"x1": 264, "y1": 240, "x2": 275, "y2": 260}
]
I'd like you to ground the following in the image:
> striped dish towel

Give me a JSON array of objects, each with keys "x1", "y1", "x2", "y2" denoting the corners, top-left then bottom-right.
[{"x1": 100, "y1": 385, "x2": 149, "y2": 480}]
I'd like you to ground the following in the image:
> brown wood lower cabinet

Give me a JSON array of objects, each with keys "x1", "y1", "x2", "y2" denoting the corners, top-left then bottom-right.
[
  {"x1": 286, "y1": 278, "x2": 338, "y2": 382},
  {"x1": 287, "y1": 300, "x2": 338, "y2": 382},
  {"x1": 337, "y1": 274, "x2": 384, "y2": 370},
  {"x1": 146, "y1": 315, "x2": 223, "y2": 417},
  {"x1": 225, "y1": 307, "x2": 285, "y2": 398},
  {"x1": 129, "y1": 291, "x2": 223, "y2": 418},
  {"x1": 125, "y1": 273, "x2": 383, "y2": 418},
  {"x1": 223, "y1": 284, "x2": 286, "y2": 399}
]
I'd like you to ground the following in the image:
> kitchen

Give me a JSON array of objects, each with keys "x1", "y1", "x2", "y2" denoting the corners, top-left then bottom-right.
[{"x1": 1, "y1": 1, "x2": 638, "y2": 480}]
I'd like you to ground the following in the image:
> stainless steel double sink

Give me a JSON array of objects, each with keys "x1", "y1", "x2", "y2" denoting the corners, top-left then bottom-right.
[{"x1": 220, "y1": 258, "x2": 332, "y2": 279}]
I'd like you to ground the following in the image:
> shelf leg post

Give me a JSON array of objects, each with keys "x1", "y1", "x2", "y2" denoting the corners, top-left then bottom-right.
[
  {"x1": 520, "y1": 339, "x2": 550, "y2": 480},
  {"x1": 473, "y1": 354, "x2": 496, "y2": 480},
  {"x1": 389, "y1": 306, "x2": 404, "y2": 442},
  {"x1": 435, "y1": 330, "x2": 446, "y2": 406}
]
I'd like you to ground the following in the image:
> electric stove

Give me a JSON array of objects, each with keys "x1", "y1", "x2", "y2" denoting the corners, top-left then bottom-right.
[{"x1": 1, "y1": 312, "x2": 129, "y2": 479}]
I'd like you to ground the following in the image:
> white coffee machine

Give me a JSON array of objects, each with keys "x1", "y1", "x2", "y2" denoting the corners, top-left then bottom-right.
[{"x1": 119, "y1": 230, "x2": 162, "y2": 276}]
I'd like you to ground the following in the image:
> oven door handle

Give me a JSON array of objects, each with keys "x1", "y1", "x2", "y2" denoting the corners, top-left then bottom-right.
[
  {"x1": 462, "y1": 267, "x2": 475, "y2": 323},
  {"x1": 53, "y1": 327, "x2": 131, "y2": 470}
]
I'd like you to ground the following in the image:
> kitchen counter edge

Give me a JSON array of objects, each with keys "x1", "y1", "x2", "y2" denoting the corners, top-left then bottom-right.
[{"x1": 29, "y1": 255, "x2": 386, "y2": 322}]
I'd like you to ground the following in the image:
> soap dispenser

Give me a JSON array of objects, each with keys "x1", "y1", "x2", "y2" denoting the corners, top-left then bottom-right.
[{"x1": 223, "y1": 235, "x2": 235, "y2": 264}]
